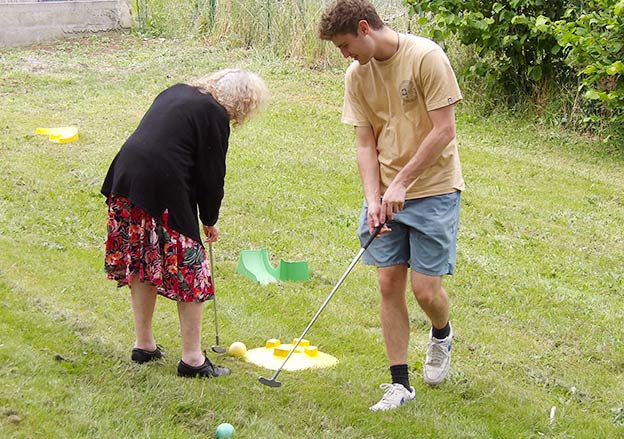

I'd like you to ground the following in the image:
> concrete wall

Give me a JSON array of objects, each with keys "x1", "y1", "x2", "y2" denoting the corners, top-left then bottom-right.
[{"x1": 0, "y1": 0, "x2": 132, "y2": 47}]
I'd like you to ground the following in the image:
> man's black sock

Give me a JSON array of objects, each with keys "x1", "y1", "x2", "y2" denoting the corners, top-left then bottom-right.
[
  {"x1": 432, "y1": 321, "x2": 451, "y2": 340},
  {"x1": 390, "y1": 364, "x2": 411, "y2": 391}
]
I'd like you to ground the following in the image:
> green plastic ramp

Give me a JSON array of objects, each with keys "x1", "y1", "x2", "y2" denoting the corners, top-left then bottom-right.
[
  {"x1": 275, "y1": 260, "x2": 310, "y2": 282},
  {"x1": 236, "y1": 249, "x2": 278, "y2": 285},
  {"x1": 236, "y1": 249, "x2": 309, "y2": 285}
]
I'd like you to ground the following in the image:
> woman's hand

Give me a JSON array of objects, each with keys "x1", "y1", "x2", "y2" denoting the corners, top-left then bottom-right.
[{"x1": 203, "y1": 224, "x2": 219, "y2": 243}]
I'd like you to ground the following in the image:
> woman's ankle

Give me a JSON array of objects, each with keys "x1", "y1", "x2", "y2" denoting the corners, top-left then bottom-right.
[
  {"x1": 181, "y1": 353, "x2": 205, "y2": 368},
  {"x1": 134, "y1": 340, "x2": 157, "y2": 352}
]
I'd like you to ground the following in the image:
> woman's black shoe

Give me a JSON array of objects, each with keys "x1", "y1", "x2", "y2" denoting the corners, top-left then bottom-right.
[
  {"x1": 131, "y1": 346, "x2": 164, "y2": 364},
  {"x1": 177, "y1": 356, "x2": 231, "y2": 378}
]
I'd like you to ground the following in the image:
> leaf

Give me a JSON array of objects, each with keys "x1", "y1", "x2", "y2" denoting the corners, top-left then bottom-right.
[
  {"x1": 584, "y1": 88, "x2": 606, "y2": 100},
  {"x1": 535, "y1": 15, "x2": 550, "y2": 31},
  {"x1": 502, "y1": 34, "x2": 518, "y2": 48},
  {"x1": 511, "y1": 14, "x2": 529, "y2": 25},
  {"x1": 529, "y1": 65, "x2": 543, "y2": 81},
  {"x1": 606, "y1": 61, "x2": 624, "y2": 75}
]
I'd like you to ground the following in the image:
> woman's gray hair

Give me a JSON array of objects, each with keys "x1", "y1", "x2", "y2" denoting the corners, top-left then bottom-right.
[{"x1": 189, "y1": 69, "x2": 269, "y2": 125}]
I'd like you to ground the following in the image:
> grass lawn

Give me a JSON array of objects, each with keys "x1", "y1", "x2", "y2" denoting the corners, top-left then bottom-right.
[{"x1": 0, "y1": 33, "x2": 623, "y2": 439}]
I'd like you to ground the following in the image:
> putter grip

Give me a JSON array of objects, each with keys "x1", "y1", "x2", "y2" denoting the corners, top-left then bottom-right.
[{"x1": 362, "y1": 223, "x2": 384, "y2": 250}]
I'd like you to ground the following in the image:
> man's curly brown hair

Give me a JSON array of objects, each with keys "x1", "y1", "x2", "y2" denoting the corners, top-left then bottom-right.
[{"x1": 317, "y1": 0, "x2": 384, "y2": 40}]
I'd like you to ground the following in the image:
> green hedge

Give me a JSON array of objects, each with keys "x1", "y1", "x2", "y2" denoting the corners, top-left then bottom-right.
[
  {"x1": 549, "y1": 0, "x2": 624, "y2": 130},
  {"x1": 407, "y1": 0, "x2": 623, "y2": 137}
]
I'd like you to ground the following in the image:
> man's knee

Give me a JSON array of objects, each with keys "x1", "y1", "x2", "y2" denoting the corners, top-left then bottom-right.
[
  {"x1": 378, "y1": 265, "x2": 408, "y2": 299},
  {"x1": 411, "y1": 273, "x2": 443, "y2": 306}
]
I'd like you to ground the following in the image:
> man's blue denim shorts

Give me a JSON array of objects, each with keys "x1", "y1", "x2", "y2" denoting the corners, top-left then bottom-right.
[{"x1": 357, "y1": 191, "x2": 461, "y2": 276}]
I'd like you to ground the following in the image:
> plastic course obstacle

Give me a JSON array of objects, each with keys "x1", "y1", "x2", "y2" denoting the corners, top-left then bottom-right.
[
  {"x1": 35, "y1": 126, "x2": 79, "y2": 143},
  {"x1": 236, "y1": 248, "x2": 309, "y2": 285},
  {"x1": 244, "y1": 338, "x2": 338, "y2": 371}
]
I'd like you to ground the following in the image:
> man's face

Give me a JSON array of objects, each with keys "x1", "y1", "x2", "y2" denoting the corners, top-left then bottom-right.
[{"x1": 331, "y1": 28, "x2": 374, "y2": 65}]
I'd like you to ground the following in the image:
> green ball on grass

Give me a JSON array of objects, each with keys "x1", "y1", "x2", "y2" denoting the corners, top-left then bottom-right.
[{"x1": 216, "y1": 422, "x2": 235, "y2": 438}]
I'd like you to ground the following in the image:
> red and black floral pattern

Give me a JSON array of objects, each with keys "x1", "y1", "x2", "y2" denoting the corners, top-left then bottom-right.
[{"x1": 105, "y1": 195, "x2": 214, "y2": 302}]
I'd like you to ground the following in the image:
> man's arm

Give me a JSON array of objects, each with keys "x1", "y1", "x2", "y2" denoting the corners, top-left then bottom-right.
[
  {"x1": 355, "y1": 126, "x2": 380, "y2": 204},
  {"x1": 355, "y1": 125, "x2": 390, "y2": 234},
  {"x1": 380, "y1": 104, "x2": 457, "y2": 222}
]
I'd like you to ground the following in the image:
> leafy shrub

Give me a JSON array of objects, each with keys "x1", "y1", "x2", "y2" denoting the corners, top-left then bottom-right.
[
  {"x1": 405, "y1": 0, "x2": 577, "y2": 101},
  {"x1": 548, "y1": 0, "x2": 624, "y2": 130}
]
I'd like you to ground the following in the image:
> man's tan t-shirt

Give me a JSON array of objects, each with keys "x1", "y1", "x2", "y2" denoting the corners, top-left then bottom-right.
[{"x1": 342, "y1": 33, "x2": 465, "y2": 200}]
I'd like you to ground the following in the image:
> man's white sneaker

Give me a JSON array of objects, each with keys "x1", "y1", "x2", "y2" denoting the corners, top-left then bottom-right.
[
  {"x1": 423, "y1": 323, "x2": 453, "y2": 386},
  {"x1": 369, "y1": 383, "x2": 416, "y2": 412}
]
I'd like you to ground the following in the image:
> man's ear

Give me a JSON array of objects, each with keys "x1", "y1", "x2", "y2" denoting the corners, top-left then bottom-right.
[{"x1": 358, "y1": 20, "x2": 370, "y2": 35}]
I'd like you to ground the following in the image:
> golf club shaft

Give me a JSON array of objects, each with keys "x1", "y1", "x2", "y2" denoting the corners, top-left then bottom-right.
[
  {"x1": 209, "y1": 242, "x2": 221, "y2": 346},
  {"x1": 263, "y1": 223, "x2": 384, "y2": 383}
]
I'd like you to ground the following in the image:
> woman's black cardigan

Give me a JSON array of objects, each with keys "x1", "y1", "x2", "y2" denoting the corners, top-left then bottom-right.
[{"x1": 101, "y1": 83, "x2": 230, "y2": 242}]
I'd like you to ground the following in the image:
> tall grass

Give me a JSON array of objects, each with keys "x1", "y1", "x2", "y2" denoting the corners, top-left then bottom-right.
[{"x1": 132, "y1": 0, "x2": 416, "y2": 66}]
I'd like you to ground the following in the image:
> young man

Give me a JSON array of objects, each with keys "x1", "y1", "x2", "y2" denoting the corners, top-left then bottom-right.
[{"x1": 318, "y1": 0, "x2": 464, "y2": 411}]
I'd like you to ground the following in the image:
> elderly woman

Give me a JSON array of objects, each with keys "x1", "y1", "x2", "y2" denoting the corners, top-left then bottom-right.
[{"x1": 101, "y1": 69, "x2": 268, "y2": 378}]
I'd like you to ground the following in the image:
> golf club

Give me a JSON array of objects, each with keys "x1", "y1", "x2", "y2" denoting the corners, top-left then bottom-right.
[
  {"x1": 208, "y1": 242, "x2": 227, "y2": 354},
  {"x1": 259, "y1": 222, "x2": 384, "y2": 388}
]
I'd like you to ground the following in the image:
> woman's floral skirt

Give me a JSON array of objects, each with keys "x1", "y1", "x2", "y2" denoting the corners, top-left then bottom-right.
[{"x1": 105, "y1": 195, "x2": 214, "y2": 302}]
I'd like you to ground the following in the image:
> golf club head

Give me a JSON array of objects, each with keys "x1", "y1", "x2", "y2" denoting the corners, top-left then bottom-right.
[
  {"x1": 211, "y1": 345, "x2": 227, "y2": 354},
  {"x1": 258, "y1": 376, "x2": 282, "y2": 388}
]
